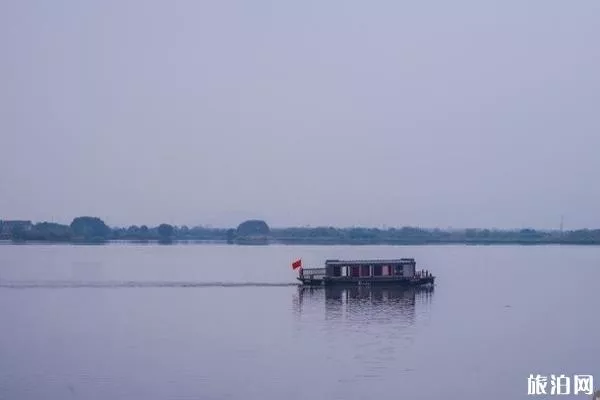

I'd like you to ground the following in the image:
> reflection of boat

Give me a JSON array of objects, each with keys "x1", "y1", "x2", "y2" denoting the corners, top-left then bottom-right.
[
  {"x1": 293, "y1": 284, "x2": 434, "y2": 323},
  {"x1": 299, "y1": 284, "x2": 434, "y2": 302},
  {"x1": 297, "y1": 258, "x2": 435, "y2": 287},
  {"x1": 322, "y1": 284, "x2": 434, "y2": 301}
]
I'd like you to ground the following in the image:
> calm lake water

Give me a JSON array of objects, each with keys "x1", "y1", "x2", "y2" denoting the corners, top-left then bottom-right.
[{"x1": 0, "y1": 244, "x2": 598, "y2": 400}]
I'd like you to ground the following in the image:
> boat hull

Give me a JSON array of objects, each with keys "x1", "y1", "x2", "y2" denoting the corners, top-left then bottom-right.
[{"x1": 297, "y1": 276, "x2": 434, "y2": 287}]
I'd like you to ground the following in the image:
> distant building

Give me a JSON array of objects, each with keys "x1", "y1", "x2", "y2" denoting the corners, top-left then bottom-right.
[{"x1": 0, "y1": 220, "x2": 33, "y2": 236}]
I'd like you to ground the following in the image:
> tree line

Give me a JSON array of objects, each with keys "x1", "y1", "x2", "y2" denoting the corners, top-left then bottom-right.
[
  {"x1": 3, "y1": 217, "x2": 231, "y2": 243},
  {"x1": 2, "y1": 217, "x2": 600, "y2": 244},
  {"x1": 270, "y1": 226, "x2": 600, "y2": 244}
]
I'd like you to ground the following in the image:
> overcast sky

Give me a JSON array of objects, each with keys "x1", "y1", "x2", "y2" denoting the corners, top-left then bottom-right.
[{"x1": 1, "y1": 0, "x2": 599, "y2": 229}]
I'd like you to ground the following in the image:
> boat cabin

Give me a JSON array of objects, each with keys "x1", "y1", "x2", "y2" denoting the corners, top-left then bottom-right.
[
  {"x1": 297, "y1": 258, "x2": 435, "y2": 287},
  {"x1": 325, "y1": 259, "x2": 416, "y2": 278}
]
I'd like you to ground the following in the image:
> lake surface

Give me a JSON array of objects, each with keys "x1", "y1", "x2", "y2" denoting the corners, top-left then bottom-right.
[{"x1": 0, "y1": 244, "x2": 598, "y2": 400}]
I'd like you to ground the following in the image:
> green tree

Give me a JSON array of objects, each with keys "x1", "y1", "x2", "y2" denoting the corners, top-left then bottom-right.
[
  {"x1": 226, "y1": 228, "x2": 236, "y2": 244},
  {"x1": 10, "y1": 225, "x2": 25, "y2": 241},
  {"x1": 70, "y1": 217, "x2": 110, "y2": 240},
  {"x1": 158, "y1": 224, "x2": 174, "y2": 238},
  {"x1": 236, "y1": 220, "x2": 270, "y2": 236}
]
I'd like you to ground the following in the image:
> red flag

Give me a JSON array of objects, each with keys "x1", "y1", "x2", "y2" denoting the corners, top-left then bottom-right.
[{"x1": 292, "y1": 259, "x2": 302, "y2": 270}]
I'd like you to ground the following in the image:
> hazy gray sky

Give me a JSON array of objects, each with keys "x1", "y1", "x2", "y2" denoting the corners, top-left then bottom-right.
[{"x1": 1, "y1": 0, "x2": 599, "y2": 229}]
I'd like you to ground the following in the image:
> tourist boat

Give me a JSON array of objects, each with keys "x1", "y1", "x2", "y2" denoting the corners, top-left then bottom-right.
[{"x1": 293, "y1": 258, "x2": 435, "y2": 287}]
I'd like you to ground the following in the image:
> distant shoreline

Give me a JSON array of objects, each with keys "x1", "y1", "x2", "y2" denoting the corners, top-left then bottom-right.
[
  {"x1": 2, "y1": 239, "x2": 600, "y2": 246},
  {"x1": 2, "y1": 217, "x2": 600, "y2": 246}
]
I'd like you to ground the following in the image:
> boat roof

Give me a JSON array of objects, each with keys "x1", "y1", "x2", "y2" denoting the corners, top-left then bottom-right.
[{"x1": 325, "y1": 258, "x2": 415, "y2": 266}]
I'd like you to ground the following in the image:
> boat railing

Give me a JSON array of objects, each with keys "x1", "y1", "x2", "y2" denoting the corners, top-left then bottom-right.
[
  {"x1": 300, "y1": 268, "x2": 326, "y2": 279},
  {"x1": 415, "y1": 269, "x2": 434, "y2": 278},
  {"x1": 302, "y1": 268, "x2": 326, "y2": 273}
]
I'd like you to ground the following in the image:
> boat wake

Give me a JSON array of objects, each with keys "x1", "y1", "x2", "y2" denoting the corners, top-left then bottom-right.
[{"x1": 0, "y1": 280, "x2": 300, "y2": 289}]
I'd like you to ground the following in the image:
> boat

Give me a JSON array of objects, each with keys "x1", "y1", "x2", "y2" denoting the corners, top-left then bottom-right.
[{"x1": 294, "y1": 258, "x2": 434, "y2": 287}]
